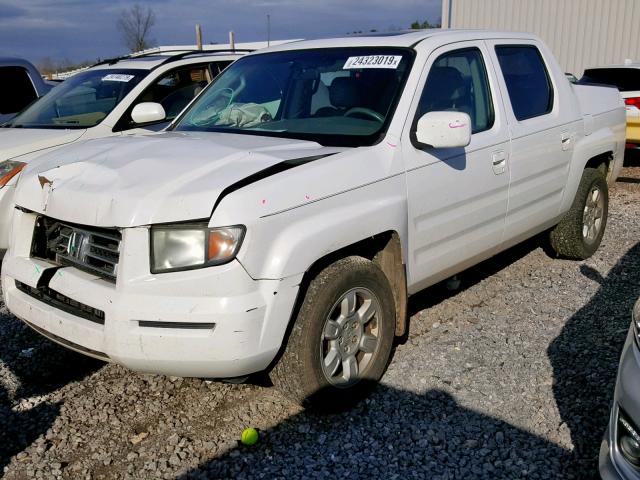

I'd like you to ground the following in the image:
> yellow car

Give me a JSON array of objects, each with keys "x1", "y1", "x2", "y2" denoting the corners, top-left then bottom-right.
[{"x1": 583, "y1": 65, "x2": 640, "y2": 147}]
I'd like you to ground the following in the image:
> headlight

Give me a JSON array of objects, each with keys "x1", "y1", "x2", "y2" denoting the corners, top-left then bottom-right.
[
  {"x1": 150, "y1": 223, "x2": 245, "y2": 273},
  {"x1": 0, "y1": 161, "x2": 26, "y2": 187}
]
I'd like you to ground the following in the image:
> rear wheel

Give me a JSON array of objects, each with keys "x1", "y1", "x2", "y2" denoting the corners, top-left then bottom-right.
[
  {"x1": 549, "y1": 168, "x2": 608, "y2": 259},
  {"x1": 271, "y1": 256, "x2": 396, "y2": 410}
]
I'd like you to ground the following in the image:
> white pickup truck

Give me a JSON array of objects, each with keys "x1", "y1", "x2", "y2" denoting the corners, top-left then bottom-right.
[{"x1": 1, "y1": 30, "x2": 625, "y2": 408}]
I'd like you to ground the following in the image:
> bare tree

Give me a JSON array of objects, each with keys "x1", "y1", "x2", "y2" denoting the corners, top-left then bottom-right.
[
  {"x1": 38, "y1": 57, "x2": 92, "y2": 76},
  {"x1": 117, "y1": 4, "x2": 156, "y2": 53}
]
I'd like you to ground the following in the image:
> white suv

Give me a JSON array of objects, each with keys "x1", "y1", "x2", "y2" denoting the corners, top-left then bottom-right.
[{"x1": 0, "y1": 44, "x2": 274, "y2": 250}]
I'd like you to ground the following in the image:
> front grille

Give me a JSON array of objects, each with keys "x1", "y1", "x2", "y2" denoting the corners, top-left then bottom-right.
[
  {"x1": 31, "y1": 216, "x2": 121, "y2": 281},
  {"x1": 16, "y1": 280, "x2": 105, "y2": 325}
]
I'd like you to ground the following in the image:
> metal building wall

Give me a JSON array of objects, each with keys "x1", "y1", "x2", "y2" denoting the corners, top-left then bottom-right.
[{"x1": 441, "y1": 0, "x2": 640, "y2": 76}]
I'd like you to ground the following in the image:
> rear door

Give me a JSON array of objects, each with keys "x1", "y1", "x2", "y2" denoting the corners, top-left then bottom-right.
[
  {"x1": 402, "y1": 41, "x2": 510, "y2": 293},
  {"x1": 485, "y1": 40, "x2": 581, "y2": 245}
]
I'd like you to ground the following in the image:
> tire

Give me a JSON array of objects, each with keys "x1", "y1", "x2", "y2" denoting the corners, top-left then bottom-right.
[
  {"x1": 549, "y1": 168, "x2": 608, "y2": 260},
  {"x1": 271, "y1": 256, "x2": 396, "y2": 410}
]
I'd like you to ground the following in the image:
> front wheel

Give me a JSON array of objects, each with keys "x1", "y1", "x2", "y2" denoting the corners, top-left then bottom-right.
[
  {"x1": 271, "y1": 256, "x2": 396, "y2": 410},
  {"x1": 549, "y1": 168, "x2": 609, "y2": 259}
]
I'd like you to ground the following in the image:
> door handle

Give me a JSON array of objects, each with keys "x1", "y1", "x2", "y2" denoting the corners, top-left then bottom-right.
[
  {"x1": 561, "y1": 132, "x2": 572, "y2": 151},
  {"x1": 492, "y1": 150, "x2": 507, "y2": 175}
]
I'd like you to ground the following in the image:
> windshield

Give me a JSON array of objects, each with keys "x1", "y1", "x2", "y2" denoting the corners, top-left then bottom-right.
[
  {"x1": 174, "y1": 48, "x2": 413, "y2": 146},
  {"x1": 7, "y1": 68, "x2": 147, "y2": 129}
]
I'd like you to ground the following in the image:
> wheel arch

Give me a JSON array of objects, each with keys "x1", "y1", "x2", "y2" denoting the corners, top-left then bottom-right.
[
  {"x1": 584, "y1": 151, "x2": 614, "y2": 180},
  {"x1": 561, "y1": 147, "x2": 615, "y2": 213},
  {"x1": 297, "y1": 230, "x2": 408, "y2": 338},
  {"x1": 271, "y1": 230, "x2": 408, "y2": 373}
]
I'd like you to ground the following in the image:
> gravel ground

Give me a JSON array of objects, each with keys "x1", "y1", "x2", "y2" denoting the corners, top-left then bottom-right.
[{"x1": 1, "y1": 157, "x2": 639, "y2": 480}]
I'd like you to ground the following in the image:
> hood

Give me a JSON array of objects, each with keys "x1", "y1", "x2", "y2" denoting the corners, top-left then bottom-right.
[
  {"x1": 0, "y1": 128, "x2": 86, "y2": 162},
  {"x1": 15, "y1": 132, "x2": 341, "y2": 227}
]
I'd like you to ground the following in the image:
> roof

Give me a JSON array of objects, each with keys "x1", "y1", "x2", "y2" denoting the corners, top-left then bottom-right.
[
  {"x1": 49, "y1": 40, "x2": 300, "y2": 80},
  {"x1": 131, "y1": 40, "x2": 299, "y2": 56},
  {"x1": 0, "y1": 57, "x2": 39, "y2": 69},
  {"x1": 93, "y1": 40, "x2": 299, "y2": 70},
  {"x1": 256, "y1": 29, "x2": 540, "y2": 53},
  {"x1": 89, "y1": 51, "x2": 244, "y2": 71}
]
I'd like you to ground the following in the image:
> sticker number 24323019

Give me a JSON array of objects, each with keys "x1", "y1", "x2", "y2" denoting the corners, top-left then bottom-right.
[{"x1": 343, "y1": 55, "x2": 402, "y2": 69}]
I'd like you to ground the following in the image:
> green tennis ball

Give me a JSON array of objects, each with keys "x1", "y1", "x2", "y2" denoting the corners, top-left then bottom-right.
[{"x1": 241, "y1": 427, "x2": 259, "y2": 446}]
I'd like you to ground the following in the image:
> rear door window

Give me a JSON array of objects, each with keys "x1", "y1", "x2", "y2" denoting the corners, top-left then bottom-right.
[
  {"x1": 495, "y1": 45, "x2": 554, "y2": 121},
  {"x1": 0, "y1": 66, "x2": 38, "y2": 114}
]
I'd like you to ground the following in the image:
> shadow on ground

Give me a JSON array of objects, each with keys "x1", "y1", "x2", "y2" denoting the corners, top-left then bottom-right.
[
  {"x1": 0, "y1": 305, "x2": 103, "y2": 470},
  {"x1": 180, "y1": 385, "x2": 572, "y2": 480},
  {"x1": 548, "y1": 241, "x2": 640, "y2": 476},
  {"x1": 181, "y1": 246, "x2": 640, "y2": 479}
]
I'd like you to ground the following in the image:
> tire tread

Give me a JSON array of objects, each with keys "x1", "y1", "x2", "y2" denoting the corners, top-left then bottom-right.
[
  {"x1": 549, "y1": 168, "x2": 608, "y2": 260},
  {"x1": 271, "y1": 256, "x2": 395, "y2": 408}
]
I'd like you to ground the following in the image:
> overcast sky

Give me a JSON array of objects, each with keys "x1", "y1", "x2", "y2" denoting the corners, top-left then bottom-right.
[{"x1": 0, "y1": 0, "x2": 442, "y2": 65}]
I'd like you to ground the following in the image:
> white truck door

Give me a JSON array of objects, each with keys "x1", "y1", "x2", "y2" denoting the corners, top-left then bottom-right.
[
  {"x1": 402, "y1": 41, "x2": 510, "y2": 293},
  {"x1": 485, "y1": 40, "x2": 581, "y2": 246}
]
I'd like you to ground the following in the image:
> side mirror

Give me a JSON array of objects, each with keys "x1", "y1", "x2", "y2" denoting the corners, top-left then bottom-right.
[
  {"x1": 131, "y1": 102, "x2": 166, "y2": 124},
  {"x1": 415, "y1": 111, "x2": 471, "y2": 148}
]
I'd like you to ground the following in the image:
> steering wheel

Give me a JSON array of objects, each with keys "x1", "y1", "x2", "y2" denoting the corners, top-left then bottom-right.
[{"x1": 344, "y1": 107, "x2": 384, "y2": 123}]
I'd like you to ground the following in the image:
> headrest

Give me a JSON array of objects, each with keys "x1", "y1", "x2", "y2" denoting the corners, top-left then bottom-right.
[
  {"x1": 426, "y1": 66, "x2": 465, "y2": 94},
  {"x1": 329, "y1": 77, "x2": 361, "y2": 109}
]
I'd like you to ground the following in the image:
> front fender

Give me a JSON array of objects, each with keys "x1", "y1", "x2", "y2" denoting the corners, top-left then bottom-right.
[
  {"x1": 209, "y1": 139, "x2": 407, "y2": 280},
  {"x1": 235, "y1": 174, "x2": 407, "y2": 280}
]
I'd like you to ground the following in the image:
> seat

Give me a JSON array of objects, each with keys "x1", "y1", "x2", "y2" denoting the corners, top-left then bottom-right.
[
  {"x1": 420, "y1": 66, "x2": 473, "y2": 117},
  {"x1": 315, "y1": 77, "x2": 361, "y2": 117}
]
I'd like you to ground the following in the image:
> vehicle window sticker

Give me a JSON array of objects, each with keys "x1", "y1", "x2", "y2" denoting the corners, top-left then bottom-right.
[
  {"x1": 102, "y1": 74, "x2": 136, "y2": 82},
  {"x1": 343, "y1": 55, "x2": 402, "y2": 69}
]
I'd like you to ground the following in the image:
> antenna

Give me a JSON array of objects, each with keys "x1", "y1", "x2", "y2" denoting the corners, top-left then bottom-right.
[{"x1": 267, "y1": 14, "x2": 271, "y2": 47}]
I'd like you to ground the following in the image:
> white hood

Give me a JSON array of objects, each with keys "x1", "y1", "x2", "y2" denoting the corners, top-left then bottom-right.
[
  {"x1": 15, "y1": 132, "x2": 340, "y2": 227},
  {"x1": 0, "y1": 128, "x2": 86, "y2": 162}
]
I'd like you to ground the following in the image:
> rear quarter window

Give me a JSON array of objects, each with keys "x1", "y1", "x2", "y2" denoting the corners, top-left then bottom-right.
[{"x1": 495, "y1": 45, "x2": 554, "y2": 121}]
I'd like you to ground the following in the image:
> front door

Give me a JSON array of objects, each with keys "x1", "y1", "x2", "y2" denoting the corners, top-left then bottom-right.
[{"x1": 403, "y1": 41, "x2": 510, "y2": 293}]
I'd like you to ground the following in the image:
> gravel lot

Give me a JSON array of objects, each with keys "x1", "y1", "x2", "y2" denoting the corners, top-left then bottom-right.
[{"x1": 1, "y1": 156, "x2": 639, "y2": 480}]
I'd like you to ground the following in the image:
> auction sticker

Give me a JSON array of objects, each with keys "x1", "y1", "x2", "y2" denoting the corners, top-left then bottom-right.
[
  {"x1": 343, "y1": 55, "x2": 402, "y2": 69},
  {"x1": 102, "y1": 74, "x2": 135, "y2": 82}
]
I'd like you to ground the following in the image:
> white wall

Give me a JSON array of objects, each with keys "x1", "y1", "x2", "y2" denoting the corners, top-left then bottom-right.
[{"x1": 442, "y1": 0, "x2": 640, "y2": 75}]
